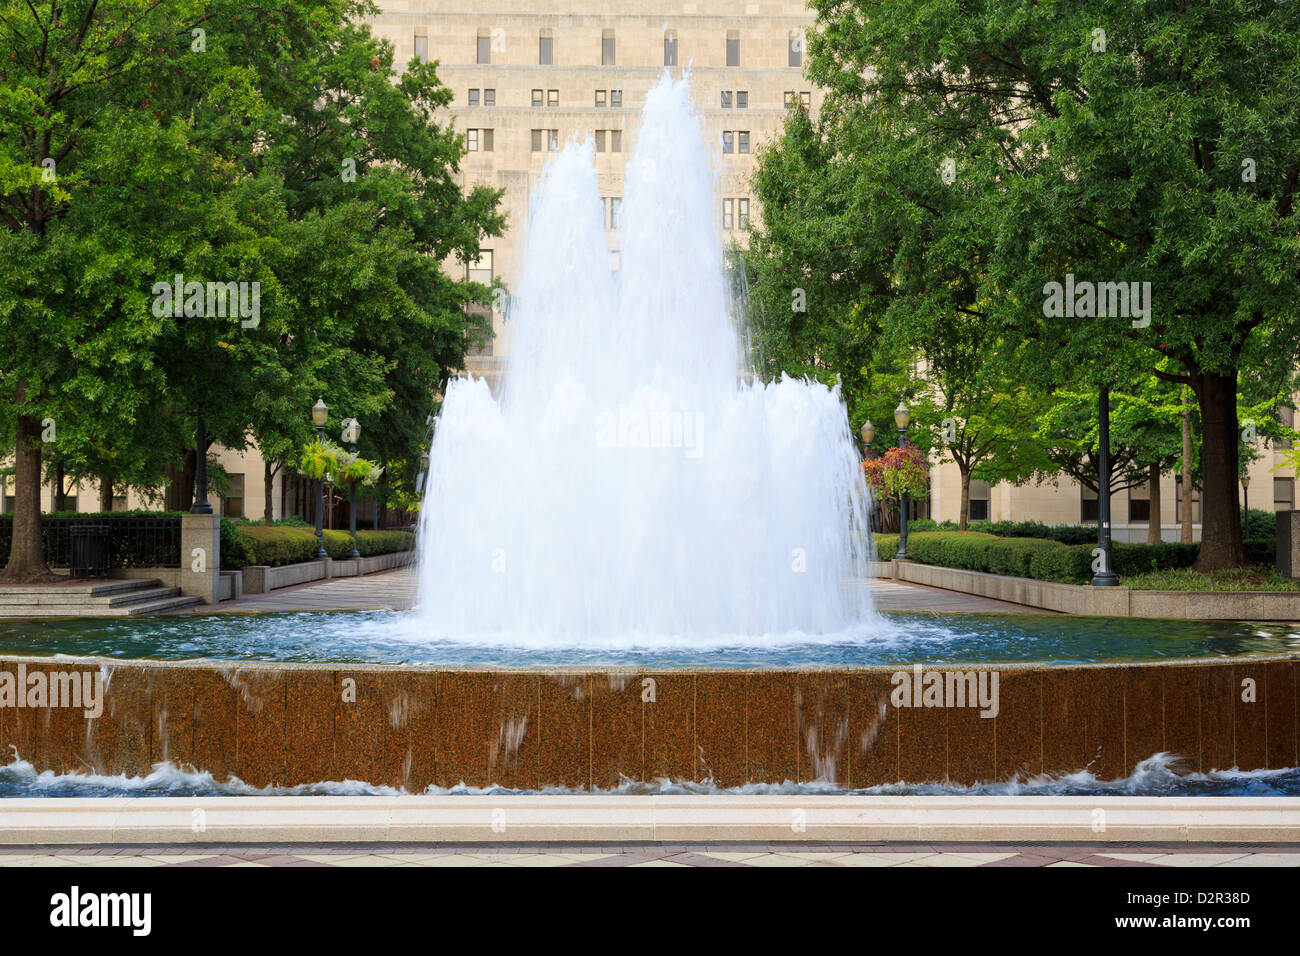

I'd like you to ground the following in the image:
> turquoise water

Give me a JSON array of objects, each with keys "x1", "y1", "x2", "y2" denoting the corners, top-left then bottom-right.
[
  {"x1": 1, "y1": 754, "x2": 1296, "y2": 797},
  {"x1": 0, "y1": 610, "x2": 1297, "y2": 667}
]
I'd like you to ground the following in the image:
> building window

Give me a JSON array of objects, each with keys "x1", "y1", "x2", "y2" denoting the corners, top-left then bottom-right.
[
  {"x1": 738, "y1": 198, "x2": 750, "y2": 228},
  {"x1": 722, "y1": 131, "x2": 734, "y2": 153},
  {"x1": 721, "y1": 90, "x2": 732, "y2": 108},
  {"x1": 784, "y1": 91, "x2": 795, "y2": 108},
  {"x1": 111, "y1": 489, "x2": 127, "y2": 511},
  {"x1": 595, "y1": 90, "x2": 607, "y2": 107},
  {"x1": 788, "y1": 31, "x2": 802, "y2": 68},
  {"x1": 466, "y1": 129, "x2": 493, "y2": 152},
  {"x1": 736, "y1": 90, "x2": 748, "y2": 108},
  {"x1": 968, "y1": 479, "x2": 990, "y2": 522},
  {"x1": 414, "y1": 34, "x2": 428, "y2": 64},
  {"x1": 610, "y1": 197, "x2": 622, "y2": 230},
  {"x1": 532, "y1": 88, "x2": 543, "y2": 107},
  {"x1": 477, "y1": 33, "x2": 491, "y2": 64},
  {"x1": 1276, "y1": 477, "x2": 1295, "y2": 512},
  {"x1": 539, "y1": 30, "x2": 553, "y2": 65},
  {"x1": 611, "y1": 89, "x2": 622, "y2": 108},
  {"x1": 800, "y1": 91, "x2": 812, "y2": 108},
  {"x1": 722, "y1": 198, "x2": 734, "y2": 230},
  {"x1": 602, "y1": 30, "x2": 615, "y2": 66},
  {"x1": 484, "y1": 89, "x2": 495, "y2": 106},
  {"x1": 1081, "y1": 485, "x2": 1099, "y2": 523},
  {"x1": 595, "y1": 130, "x2": 622, "y2": 153},
  {"x1": 531, "y1": 129, "x2": 558, "y2": 152},
  {"x1": 467, "y1": 129, "x2": 479, "y2": 151},
  {"x1": 466, "y1": 251, "x2": 494, "y2": 357},
  {"x1": 664, "y1": 32, "x2": 677, "y2": 66},
  {"x1": 611, "y1": 249, "x2": 620, "y2": 273},
  {"x1": 1129, "y1": 482, "x2": 1151, "y2": 523},
  {"x1": 738, "y1": 131, "x2": 750, "y2": 153},
  {"x1": 547, "y1": 89, "x2": 559, "y2": 107},
  {"x1": 469, "y1": 89, "x2": 480, "y2": 106},
  {"x1": 1278, "y1": 406, "x2": 1295, "y2": 449},
  {"x1": 726, "y1": 32, "x2": 739, "y2": 67},
  {"x1": 224, "y1": 474, "x2": 245, "y2": 519}
]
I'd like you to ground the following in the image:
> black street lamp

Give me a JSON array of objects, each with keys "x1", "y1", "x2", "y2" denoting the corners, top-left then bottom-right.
[
  {"x1": 1093, "y1": 386, "x2": 1120, "y2": 586},
  {"x1": 894, "y1": 402, "x2": 911, "y2": 560},
  {"x1": 190, "y1": 411, "x2": 213, "y2": 515},
  {"x1": 859, "y1": 419, "x2": 876, "y2": 460},
  {"x1": 312, "y1": 398, "x2": 328, "y2": 559},
  {"x1": 343, "y1": 417, "x2": 362, "y2": 559}
]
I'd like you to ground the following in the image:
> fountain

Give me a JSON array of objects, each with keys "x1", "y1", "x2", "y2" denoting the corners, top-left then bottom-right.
[
  {"x1": 0, "y1": 77, "x2": 1295, "y2": 799},
  {"x1": 415, "y1": 75, "x2": 873, "y2": 643}
]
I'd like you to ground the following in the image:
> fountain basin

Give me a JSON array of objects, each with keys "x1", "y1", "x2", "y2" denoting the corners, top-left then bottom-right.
[{"x1": 0, "y1": 645, "x2": 1295, "y2": 792}]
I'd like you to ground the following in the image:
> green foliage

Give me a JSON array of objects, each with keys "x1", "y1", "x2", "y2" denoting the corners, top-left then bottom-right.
[
  {"x1": 967, "y1": 521, "x2": 1099, "y2": 546},
  {"x1": 231, "y1": 525, "x2": 414, "y2": 568},
  {"x1": 1123, "y1": 567, "x2": 1300, "y2": 592},
  {"x1": 872, "y1": 530, "x2": 1208, "y2": 584}
]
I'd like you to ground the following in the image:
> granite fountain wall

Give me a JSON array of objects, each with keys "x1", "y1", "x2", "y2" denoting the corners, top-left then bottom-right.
[{"x1": 0, "y1": 656, "x2": 1295, "y2": 790}]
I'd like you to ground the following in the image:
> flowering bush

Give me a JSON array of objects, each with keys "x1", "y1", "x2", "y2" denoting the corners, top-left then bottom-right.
[{"x1": 862, "y1": 446, "x2": 930, "y2": 500}]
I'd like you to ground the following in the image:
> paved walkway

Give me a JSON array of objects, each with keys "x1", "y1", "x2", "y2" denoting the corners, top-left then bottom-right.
[
  {"x1": 185, "y1": 567, "x2": 1043, "y2": 615},
  {"x1": 0, "y1": 842, "x2": 1293, "y2": 867}
]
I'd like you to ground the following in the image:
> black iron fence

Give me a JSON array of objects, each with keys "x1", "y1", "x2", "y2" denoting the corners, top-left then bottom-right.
[{"x1": 0, "y1": 513, "x2": 183, "y2": 569}]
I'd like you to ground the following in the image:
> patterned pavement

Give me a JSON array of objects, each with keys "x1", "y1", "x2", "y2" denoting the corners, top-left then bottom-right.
[
  {"x1": 184, "y1": 567, "x2": 1041, "y2": 616},
  {"x1": 2, "y1": 843, "x2": 1296, "y2": 867}
]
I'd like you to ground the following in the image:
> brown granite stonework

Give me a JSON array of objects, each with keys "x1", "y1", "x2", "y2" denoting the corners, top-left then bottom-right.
[{"x1": 0, "y1": 656, "x2": 1295, "y2": 790}]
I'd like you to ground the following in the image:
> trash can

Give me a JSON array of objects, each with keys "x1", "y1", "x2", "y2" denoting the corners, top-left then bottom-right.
[{"x1": 70, "y1": 524, "x2": 111, "y2": 578}]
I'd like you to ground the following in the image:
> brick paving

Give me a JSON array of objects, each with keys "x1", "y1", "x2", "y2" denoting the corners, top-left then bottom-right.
[
  {"x1": 181, "y1": 567, "x2": 1040, "y2": 616},
  {"x1": 0, "y1": 843, "x2": 1294, "y2": 867}
]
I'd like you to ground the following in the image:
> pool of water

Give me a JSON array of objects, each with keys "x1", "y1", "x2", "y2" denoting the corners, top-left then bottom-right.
[
  {"x1": 1, "y1": 753, "x2": 1296, "y2": 797},
  {"x1": 1, "y1": 610, "x2": 1298, "y2": 667}
]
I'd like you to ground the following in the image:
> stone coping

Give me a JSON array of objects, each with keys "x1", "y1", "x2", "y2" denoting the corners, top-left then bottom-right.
[
  {"x1": 884, "y1": 560, "x2": 1300, "y2": 620},
  {"x1": 1, "y1": 796, "x2": 1296, "y2": 844}
]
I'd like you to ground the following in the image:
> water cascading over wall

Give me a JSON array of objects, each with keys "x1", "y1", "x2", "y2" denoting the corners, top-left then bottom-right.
[{"x1": 416, "y1": 75, "x2": 873, "y2": 642}]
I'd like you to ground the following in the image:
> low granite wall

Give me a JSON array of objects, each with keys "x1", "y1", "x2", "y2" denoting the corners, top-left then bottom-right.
[
  {"x1": 0, "y1": 655, "x2": 1293, "y2": 791},
  {"x1": 242, "y1": 551, "x2": 414, "y2": 594},
  {"x1": 886, "y1": 561, "x2": 1300, "y2": 620}
]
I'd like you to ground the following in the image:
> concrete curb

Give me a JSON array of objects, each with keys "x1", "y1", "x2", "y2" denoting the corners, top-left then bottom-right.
[{"x1": 2, "y1": 796, "x2": 1297, "y2": 844}]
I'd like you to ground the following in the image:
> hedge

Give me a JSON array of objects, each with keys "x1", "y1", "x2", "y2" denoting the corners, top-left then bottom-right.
[
  {"x1": 228, "y1": 525, "x2": 415, "y2": 568},
  {"x1": 872, "y1": 531, "x2": 1215, "y2": 584}
]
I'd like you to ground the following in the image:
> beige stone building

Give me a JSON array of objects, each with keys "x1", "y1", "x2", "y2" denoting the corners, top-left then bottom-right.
[{"x1": 367, "y1": 0, "x2": 822, "y2": 383}]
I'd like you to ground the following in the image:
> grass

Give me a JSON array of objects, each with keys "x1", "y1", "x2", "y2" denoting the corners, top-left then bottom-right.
[{"x1": 1122, "y1": 566, "x2": 1300, "y2": 592}]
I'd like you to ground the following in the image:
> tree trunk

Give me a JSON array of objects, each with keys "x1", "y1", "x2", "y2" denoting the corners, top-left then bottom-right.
[
  {"x1": 1147, "y1": 462, "x2": 1162, "y2": 545},
  {"x1": 1, "y1": 382, "x2": 53, "y2": 582},
  {"x1": 1180, "y1": 392, "x2": 1194, "y2": 544},
  {"x1": 958, "y1": 465, "x2": 970, "y2": 531},
  {"x1": 54, "y1": 461, "x2": 66, "y2": 511},
  {"x1": 1192, "y1": 370, "x2": 1246, "y2": 570},
  {"x1": 263, "y1": 460, "x2": 277, "y2": 526},
  {"x1": 99, "y1": 472, "x2": 114, "y2": 512}
]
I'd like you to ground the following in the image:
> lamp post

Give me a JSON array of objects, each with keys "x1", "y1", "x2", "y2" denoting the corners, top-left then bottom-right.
[
  {"x1": 190, "y1": 411, "x2": 213, "y2": 514},
  {"x1": 1093, "y1": 386, "x2": 1120, "y2": 586},
  {"x1": 895, "y1": 402, "x2": 911, "y2": 560},
  {"x1": 343, "y1": 418, "x2": 361, "y2": 559},
  {"x1": 1241, "y1": 474, "x2": 1251, "y2": 539},
  {"x1": 859, "y1": 420, "x2": 876, "y2": 460},
  {"x1": 312, "y1": 398, "x2": 328, "y2": 559}
]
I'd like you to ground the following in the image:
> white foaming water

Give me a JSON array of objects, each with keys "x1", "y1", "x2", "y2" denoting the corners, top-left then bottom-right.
[{"x1": 415, "y1": 75, "x2": 874, "y2": 644}]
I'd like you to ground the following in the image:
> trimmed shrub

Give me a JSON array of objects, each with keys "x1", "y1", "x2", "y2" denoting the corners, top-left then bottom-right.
[{"x1": 231, "y1": 526, "x2": 415, "y2": 568}]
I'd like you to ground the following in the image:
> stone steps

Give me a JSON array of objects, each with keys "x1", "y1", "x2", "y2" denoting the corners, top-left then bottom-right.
[{"x1": 0, "y1": 578, "x2": 201, "y2": 618}]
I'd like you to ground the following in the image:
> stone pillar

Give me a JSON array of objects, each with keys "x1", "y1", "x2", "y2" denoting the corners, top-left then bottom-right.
[
  {"x1": 1278, "y1": 512, "x2": 1300, "y2": 579},
  {"x1": 180, "y1": 514, "x2": 221, "y2": 603}
]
